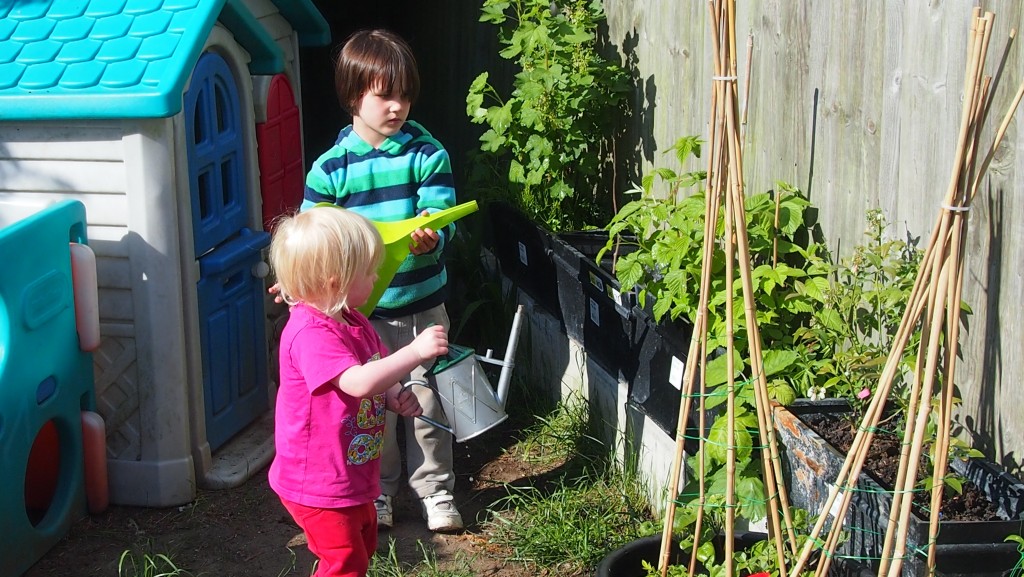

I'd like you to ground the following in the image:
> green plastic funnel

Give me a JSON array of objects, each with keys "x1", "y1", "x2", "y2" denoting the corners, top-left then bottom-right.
[{"x1": 359, "y1": 200, "x2": 478, "y2": 315}]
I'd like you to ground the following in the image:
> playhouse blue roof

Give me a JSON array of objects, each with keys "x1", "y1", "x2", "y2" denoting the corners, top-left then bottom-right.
[{"x1": 0, "y1": 0, "x2": 330, "y2": 121}]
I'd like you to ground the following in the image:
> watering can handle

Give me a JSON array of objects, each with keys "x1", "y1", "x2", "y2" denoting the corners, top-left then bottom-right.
[{"x1": 401, "y1": 380, "x2": 455, "y2": 435}]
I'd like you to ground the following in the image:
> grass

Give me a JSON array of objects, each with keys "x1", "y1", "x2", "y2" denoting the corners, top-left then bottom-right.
[
  {"x1": 506, "y1": 391, "x2": 595, "y2": 466},
  {"x1": 117, "y1": 549, "x2": 193, "y2": 577},
  {"x1": 115, "y1": 538, "x2": 471, "y2": 577},
  {"x1": 368, "y1": 539, "x2": 475, "y2": 577},
  {"x1": 480, "y1": 394, "x2": 656, "y2": 574}
]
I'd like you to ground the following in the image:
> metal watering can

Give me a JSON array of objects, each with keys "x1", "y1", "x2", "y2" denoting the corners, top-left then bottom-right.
[{"x1": 404, "y1": 304, "x2": 525, "y2": 442}]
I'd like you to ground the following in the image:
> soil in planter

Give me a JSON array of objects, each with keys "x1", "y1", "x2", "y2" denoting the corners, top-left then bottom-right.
[{"x1": 802, "y1": 414, "x2": 1001, "y2": 522}]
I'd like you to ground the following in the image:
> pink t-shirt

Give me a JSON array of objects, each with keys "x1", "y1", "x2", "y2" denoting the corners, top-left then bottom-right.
[{"x1": 269, "y1": 303, "x2": 390, "y2": 509}]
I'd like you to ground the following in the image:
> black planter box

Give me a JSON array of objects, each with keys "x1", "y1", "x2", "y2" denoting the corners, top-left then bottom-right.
[
  {"x1": 627, "y1": 305, "x2": 698, "y2": 440},
  {"x1": 773, "y1": 400, "x2": 1024, "y2": 577},
  {"x1": 551, "y1": 231, "x2": 638, "y2": 381},
  {"x1": 485, "y1": 201, "x2": 561, "y2": 319},
  {"x1": 596, "y1": 534, "x2": 686, "y2": 577},
  {"x1": 596, "y1": 532, "x2": 768, "y2": 577}
]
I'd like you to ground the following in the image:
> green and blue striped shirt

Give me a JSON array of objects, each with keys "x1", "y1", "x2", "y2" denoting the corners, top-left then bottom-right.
[{"x1": 302, "y1": 120, "x2": 456, "y2": 318}]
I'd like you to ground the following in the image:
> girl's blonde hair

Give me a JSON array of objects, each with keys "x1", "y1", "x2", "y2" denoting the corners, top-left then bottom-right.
[{"x1": 270, "y1": 207, "x2": 383, "y2": 316}]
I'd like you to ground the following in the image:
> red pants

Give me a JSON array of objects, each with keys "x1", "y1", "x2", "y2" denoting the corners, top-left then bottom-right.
[{"x1": 280, "y1": 498, "x2": 378, "y2": 577}]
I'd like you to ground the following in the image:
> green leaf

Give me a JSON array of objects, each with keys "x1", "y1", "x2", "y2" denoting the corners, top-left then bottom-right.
[
  {"x1": 815, "y1": 308, "x2": 844, "y2": 331},
  {"x1": 944, "y1": 475, "x2": 964, "y2": 495},
  {"x1": 736, "y1": 475, "x2": 767, "y2": 521},
  {"x1": 549, "y1": 180, "x2": 573, "y2": 201},
  {"x1": 769, "y1": 379, "x2": 797, "y2": 405},
  {"x1": 508, "y1": 160, "x2": 525, "y2": 183},
  {"x1": 801, "y1": 276, "x2": 831, "y2": 302},
  {"x1": 707, "y1": 411, "x2": 753, "y2": 464},
  {"x1": 479, "y1": 2, "x2": 509, "y2": 24},
  {"x1": 705, "y1": 350, "x2": 744, "y2": 388},
  {"x1": 762, "y1": 349, "x2": 798, "y2": 377},
  {"x1": 487, "y1": 103, "x2": 513, "y2": 133},
  {"x1": 479, "y1": 129, "x2": 504, "y2": 152},
  {"x1": 696, "y1": 541, "x2": 717, "y2": 565}
]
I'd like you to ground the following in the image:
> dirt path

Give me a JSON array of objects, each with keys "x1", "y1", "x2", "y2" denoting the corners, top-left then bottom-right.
[{"x1": 24, "y1": 417, "x2": 547, "y2": 577}]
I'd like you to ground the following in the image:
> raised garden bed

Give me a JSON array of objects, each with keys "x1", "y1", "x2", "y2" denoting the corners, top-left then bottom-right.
[{"x1": 772, "y1": 400, "x2": 1024, "y2": 577}]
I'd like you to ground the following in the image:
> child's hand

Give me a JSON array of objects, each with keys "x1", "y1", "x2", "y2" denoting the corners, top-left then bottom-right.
[
  {"x1": 386, "y1": 386, "x2": 423, "y2": 417},
  {"x1": 410, "y1": 210, "x2": 439, "y2": 255},
  {"x1": 268, "y1": 282, "x2": 283, "y2": 304},
  {"x1": 411, "y1": 325, "x2": 448, "y2": 361}
]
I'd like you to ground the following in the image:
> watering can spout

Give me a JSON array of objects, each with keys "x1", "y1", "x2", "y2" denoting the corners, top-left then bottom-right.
[
  {"x1": 372, "y1": 200, "x2": 478, "y2": 246},
  {"x1": 359, "y1": 200, "x2": 479, "y2": 315},
  {"x1": 494, "y1": 305, "x2": 524, "y2": 406}
]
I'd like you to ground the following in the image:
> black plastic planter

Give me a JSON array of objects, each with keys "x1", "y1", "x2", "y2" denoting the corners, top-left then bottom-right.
[
  {"x1": 485, "y1": 201, "x2": 561, "y2": 319},
  {"x1": 596, "y1": 532, "x2": 768, "y2": 577},
  {"x1": 552, "y1": 231, "x2": 638, "y2": 381},
  {"x1": 628, "y1": 305, "x2": 695, "y2": 438},
  {"x1": 596, "y1": 535, "x2": 686, "y2": 577},
  {"x1": 773, "y1": 400, "x2": 1024, "y2": 577}
]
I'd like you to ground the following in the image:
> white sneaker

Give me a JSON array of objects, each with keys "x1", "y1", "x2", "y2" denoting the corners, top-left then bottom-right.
[
  {"x1": 421, "y1": 492, "x2": 464, "y2": 532},
  {"x1": 374, "y1": 494, "x2": 393, "y2": 529}
]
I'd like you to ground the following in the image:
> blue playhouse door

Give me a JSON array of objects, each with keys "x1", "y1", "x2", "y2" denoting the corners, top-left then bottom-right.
[{"x1": 185, "y1": 52, "x2": 269, "y2": 451}]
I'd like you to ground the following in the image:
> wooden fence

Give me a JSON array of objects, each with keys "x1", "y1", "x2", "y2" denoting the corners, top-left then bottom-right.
[{"x1": 597, "y1": 1, "x2": 1024, "y2": 474}]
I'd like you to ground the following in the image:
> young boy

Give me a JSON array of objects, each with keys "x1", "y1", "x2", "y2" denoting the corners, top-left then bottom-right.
[{"x1": 301, "y1": 28, "x2": 463, "y2": 532}]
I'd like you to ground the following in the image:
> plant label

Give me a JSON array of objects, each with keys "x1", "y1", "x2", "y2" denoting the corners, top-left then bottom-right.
[{"x1": 670, "y1": 356, "x2": 685, "y2": 390}]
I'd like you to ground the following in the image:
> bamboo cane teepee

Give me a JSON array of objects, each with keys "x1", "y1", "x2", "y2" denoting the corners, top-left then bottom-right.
[
  {"x1": 789, "y1": 9, "x2": 1023, "y2": 577},
  {"x1": 658, "y1": 2, "x2": 797, "y2": 576}
]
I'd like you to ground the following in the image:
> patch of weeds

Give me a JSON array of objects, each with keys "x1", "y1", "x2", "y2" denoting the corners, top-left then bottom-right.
[
  {"x1": 506, "y1": 393, "x2": 599, "y2": 468},
  {"x1": 482, "y1": 466, "x2": 653, "y2": 573},
  {"x1": 482, "y1": 395, "x2": 654, "y2": 573},
  {"x1": 275, "y1": 547, "x2": 298, "y2": 577},
  {"x1": 117, "y1": 548, "x2": 192, "y2": 577},
  {"x1": 369, "y1": 539, "x2": 475, "y2": 577}
]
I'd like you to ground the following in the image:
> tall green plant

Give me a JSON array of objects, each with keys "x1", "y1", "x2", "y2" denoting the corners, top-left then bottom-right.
[
  {"x1": 601, "y1": 137, "x2": 833, "y2": 539},
  {"x1": 601, "y1": 138, "x2": 832, "y2": 404},
  {"x1": 466, "y1": 0, "x2": 630, "y2": 231}
]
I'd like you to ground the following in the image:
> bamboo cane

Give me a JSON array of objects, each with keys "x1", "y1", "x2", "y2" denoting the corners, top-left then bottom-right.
[
  {"x1": 724, "y1": 147, "x2": 738, "y2": 577},
  {"x1": 659, "y1": 3, "x2": 730, "y2": 574},
  {"x1": 926, "y1": 213, "x2": 968, "y2": 575},
  {"x1": 796, "y1": 11, "x2": 987, "y2": 575},
  {"x1": 792, "y1": 176, "x2": 961, "y2": 574},
  {"x1": 790, "y1": 224, "x2": 934, "y2": 575},
  {"x1": 880, "y1": 14, "x2": 993, "y2": 576},
  {"x1": 741, "y1": 34, "x2": 754, "y2": 137},
  {"x1": 663, "y1": 2, "x2": 827, "y2": 574},
  {"x1": 885, "y1": 258, "x2": 954, "y2": 577},
  {"x1": 657, "y1": 102, "x2": 726, "y2": 577}
]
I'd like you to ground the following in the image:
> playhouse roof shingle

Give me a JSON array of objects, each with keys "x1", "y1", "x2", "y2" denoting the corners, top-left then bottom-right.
[{"x1": 0, "y1": 0, "x2": 329, "y2": 121}]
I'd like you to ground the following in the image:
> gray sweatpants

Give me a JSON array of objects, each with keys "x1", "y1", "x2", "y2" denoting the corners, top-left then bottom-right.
[{"x1": 371, "y1": 304, "x2": 456, "y2": 499}]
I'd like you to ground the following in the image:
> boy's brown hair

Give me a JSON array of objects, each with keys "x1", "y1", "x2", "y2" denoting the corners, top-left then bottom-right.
[{"x1": 334, "y1": 29, "x2": 421, "y2": 115}]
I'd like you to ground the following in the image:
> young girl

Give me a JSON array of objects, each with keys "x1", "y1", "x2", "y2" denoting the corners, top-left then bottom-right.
[{"x1": 268, "y1": 206, "x2": 448, "y2": 577}]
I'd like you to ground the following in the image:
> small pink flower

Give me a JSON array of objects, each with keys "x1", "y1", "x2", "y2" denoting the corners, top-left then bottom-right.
[
  {"x1": 857, "y1": 388, "x2": 871, "y2": 400},
  {"x1": 749, "y1": 573, "x2": 771, "y2": 577}
]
